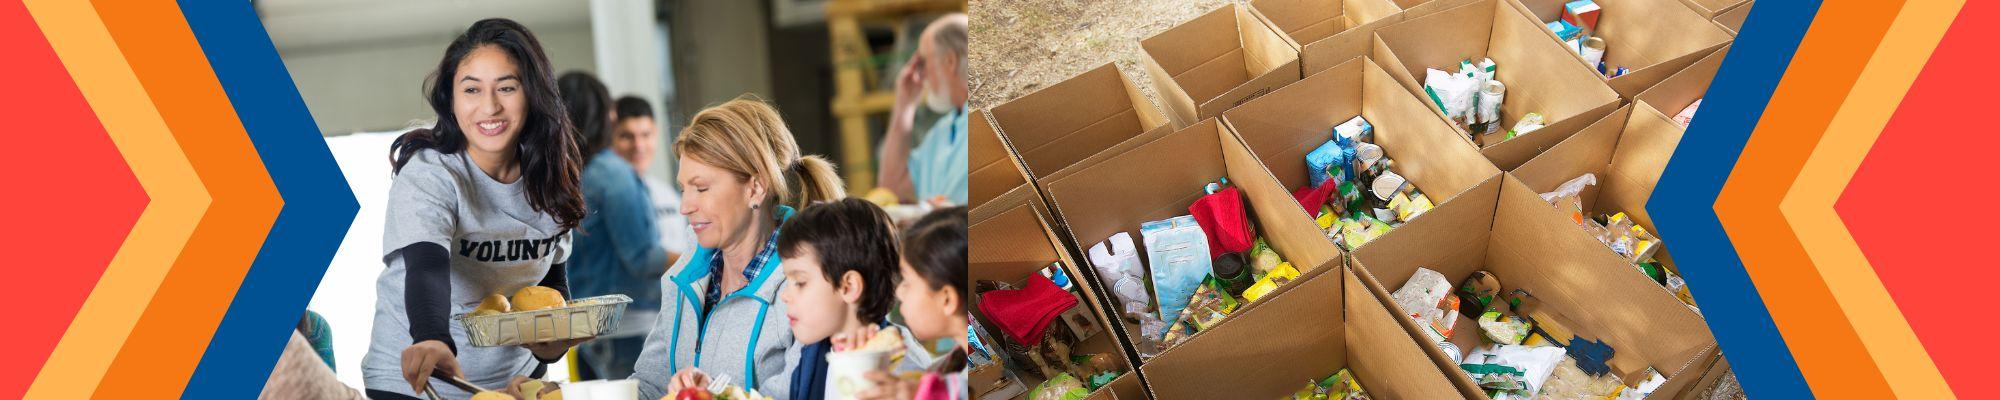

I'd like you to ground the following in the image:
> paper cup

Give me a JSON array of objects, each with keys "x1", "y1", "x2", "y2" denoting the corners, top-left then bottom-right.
[
  {"x1": 825, "y1": 348, "x2": 895, "y2": 400},
  {"x1": 560, "y1": 379, "x2": 638, "y2": 400}
]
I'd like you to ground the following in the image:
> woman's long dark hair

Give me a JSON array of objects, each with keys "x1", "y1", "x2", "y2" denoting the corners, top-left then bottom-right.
[
  {"x1": 558, "y1": 71, "x2": 612, "y2": 163},
  {"x1": 390, "y1": 18, "x2": 585, "y2": 229}
]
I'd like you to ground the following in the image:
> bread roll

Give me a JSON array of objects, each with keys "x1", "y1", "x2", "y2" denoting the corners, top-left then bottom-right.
[
  {"x1": 474, "y1": 293, "x2": 511, "y2": 315},
  {"x1": 511, "y1": 286, "x2": 565, "y2": 312}
]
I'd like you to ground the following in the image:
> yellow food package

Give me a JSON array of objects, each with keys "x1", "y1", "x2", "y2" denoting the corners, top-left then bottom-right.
[{"x1": 1243, "y1": 262, "x2": 1301, "y2": 302}]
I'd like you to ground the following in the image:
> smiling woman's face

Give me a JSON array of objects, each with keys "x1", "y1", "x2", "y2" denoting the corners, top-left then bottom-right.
[
  {"x1": 677, "y1": 156, "x2": 761, "y2": 249},
  {"x1": 453, "y1": 45, "x2": 527, "y2": 159}
]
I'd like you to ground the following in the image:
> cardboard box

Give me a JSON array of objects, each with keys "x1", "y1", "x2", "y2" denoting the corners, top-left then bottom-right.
[
  {"x1": 1674, "y1": 0, "x2": 1749, "y2": 19},
  {"x1": 1514, "y1": 102, "x2": 1685, "y2": 271},
  {"x1": 1393, "y1": 0, "x2": 1484, "y2": 20},
  {"x1": 1371, "y1": 0, "x2": 1621, "y2": 170},
  {"x1": 988, "y1": 63, "x2": 1173, "y2": 183},
  {"x1": 1220, "y1": 56, "x2": 1500, "y2": 247},
  {"x1": 1713, "y1": 2, "x2": 1750, "y2": 36},
  {"x1": 1140, "y1": 3, "x2": 1302, "y2": 129},
  {"x1": 1636, "y1": 43, "x2": 1728, "y2": 129},
  {"x1": 1248, "y1": 0, "x2": 1404, "y2": 76},
  {"x1": 970, "y1": 183, "x2": 1147, "y2": 400},
  {"x1": 970, "y1": 109, "x2": 1030, "y2": 208},
  {"x1": 1350, "y1": 174, "x2": 1718, "y2": 398},
  {"x1": 1513, "y1": 0, "x2": 1733, "y2": 99},
  {"x1": 1140, "y1": 262, "x2": 1467, "y2": 399},
  {"x1": 1036, "y1": 117, "x2": 1350, "y2": 397}
]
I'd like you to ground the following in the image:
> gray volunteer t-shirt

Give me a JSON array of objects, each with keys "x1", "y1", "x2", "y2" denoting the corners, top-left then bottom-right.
[{"x1": 363, "y1": 149, "x2": 572, "y2": 399}]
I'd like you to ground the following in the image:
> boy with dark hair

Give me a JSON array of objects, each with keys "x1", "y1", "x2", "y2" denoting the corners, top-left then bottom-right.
[{"x1": 776, "y1": 198, "x2": 904, "y2": 399}]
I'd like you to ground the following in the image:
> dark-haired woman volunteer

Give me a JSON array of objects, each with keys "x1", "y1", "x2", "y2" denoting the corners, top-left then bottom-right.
[
  {"x1": 362, "y1": 18, "x2": 590, "y2": 400},
  {"x1": 630, "y1": 97, "x2": 846, "y2": 399}
]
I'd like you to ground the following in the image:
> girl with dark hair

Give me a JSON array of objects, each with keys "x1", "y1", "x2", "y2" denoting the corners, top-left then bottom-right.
[
  {"x1": 852, "y1": 206, "x2": 969, "y2": 400},
  {"x1": 364, "y1": 18, "x2": 589, "y2": 400}
]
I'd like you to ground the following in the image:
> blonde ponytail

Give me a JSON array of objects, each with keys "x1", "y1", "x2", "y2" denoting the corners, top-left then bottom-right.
[
  {"x1": 787, "y1": 155, "x2": 845, "y2": 210},
  {"x1": 677, "y1": 95, "x2": 849, "y2": 213}
]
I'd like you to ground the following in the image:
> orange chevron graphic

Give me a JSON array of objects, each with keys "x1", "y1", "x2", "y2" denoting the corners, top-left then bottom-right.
[
  {"x1": 19, "y1": 0, "x2": 211, "y2": 398},
  {"x1": 1778, "y1": 0, "x2": 1962, "y2": 398},
  {"x1": 1715, "y1": 0, "x2": 1905, "y2": 396},
  {"x1": 86, "y1": 0, "x2": 282, "y2": 397}
]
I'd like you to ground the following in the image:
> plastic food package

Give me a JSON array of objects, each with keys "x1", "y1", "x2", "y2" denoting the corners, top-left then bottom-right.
[
  {"x1": 1536, "y1": 357, "x2": 1627, "y2": 399},
  {"x1": 1306, "y1": 139, "x2": 1348, "y2": 187},
  {"x1": 1478, "y1": 311, "x2": 1533, "y2": 345},
  {"x1": 1546, "y1": 20, "x2": 1583, "y2": 41},
  {"x1": 1401, "y1": 193, "x2": 1434, "y2": 221},
  {"x1": 1392, "y1": 267, "x2": 1459, "y2": 342},
  {"x1": 1292, "y1": 368, "x2": 1370, "y2": 400},
  {"x1": 1243, "y1": 262, "x2": 1300, "y2": 303},
  {"x1": 1539, "y1": 174, "x2": 1597, "y2": 224},
  {"x1": 1140, "y1": 215, "x2": 1213, "y2": 339},
  {"x1": 1249, "y1": 238, "x2": 1283, "y2": 275},
  {"x1": 1675, "y1": 99, "x2": 1701, "y2": 127},
  {"x1": 1087, "y1": 233, "x2": 1159, "y2": 325},
  {"x1": 1028, "y1": 373, "x2": 1089, "y2": 400},
  {"x1": 1425, "y1": 68, "x2": 1480, "y2": 126},
  {"x1": 1338, "y1": 217, "x2": 1392, "y2": 250},
  {"x1": 1508, "y1": 113, "x2": 1547, "y2": 139},
  {"x1": 1462, "y1": 344, "x2": 1566, "y2": 397}
]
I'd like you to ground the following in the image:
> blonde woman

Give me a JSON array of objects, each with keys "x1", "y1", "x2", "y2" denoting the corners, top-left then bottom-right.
[{"x1": 631, "y1": 96, "x2": 845, "y2": 399}]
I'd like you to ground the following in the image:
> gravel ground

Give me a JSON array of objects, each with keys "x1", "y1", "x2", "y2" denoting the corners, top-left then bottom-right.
[{"x1": 967, "y1": 0, "x2": 1746, "y2": 398}]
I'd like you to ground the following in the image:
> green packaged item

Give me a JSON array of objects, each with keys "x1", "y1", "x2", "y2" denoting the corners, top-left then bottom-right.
[
  {"x1": 1250, "y1": 238, "x2": 1283, "y2": 276},
  {"x1": 1291, "y1": 368, "x2": 1369, "y2": 400},
  {"x1": 1030, "y1": 373, "x2": 1090, "y2": 400}
]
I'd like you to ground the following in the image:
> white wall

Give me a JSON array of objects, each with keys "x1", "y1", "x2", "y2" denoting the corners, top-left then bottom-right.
[{"x1": 282, "y1": 24, "x2": 598, "y2": 135}]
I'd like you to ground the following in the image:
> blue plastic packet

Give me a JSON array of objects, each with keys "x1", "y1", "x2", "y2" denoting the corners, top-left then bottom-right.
[
  {"x1": 1140, "y1": 215, "x2": 1212, "y2": 339},
  {"x1": 1306, "y1": 140, "x2": 1345, "y2": 187},
  {"x1": 1546, "y1": 20, "x2": 1581, "y2": 42}
]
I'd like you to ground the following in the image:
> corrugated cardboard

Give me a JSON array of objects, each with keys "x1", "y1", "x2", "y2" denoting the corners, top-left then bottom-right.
[
  {"x1": 1137, "y1": 262, "x2": 1465, "y2": 399},
  {"x1": 1371, "y1": 0, "x2": 1620, "y2": 167},
  {"x1": 1394, "y1": 0, "x2": 1484, "y2": 20},
  {"x1": 1248, "y1": 0, "x2": 1403, "y2": 76},
  {"x1": 1514, "y1": 0, "x2": 1734, "y2": 99},
  {"x1": 1220, "y1": 56, "x2": 1500, "y2": 239},
  {"x1": 1636, "y1": 43, "x2": 1728, "y2": 127},
  {"x1": 1042, "y1": 118, "x2": 1343, "y2": 281},
  {"x1": 1515, "y1": 101, "x2": 1685, "y2": 272},
  {"x1": 969, "y1": 183, "x2": 1147, "y2": 400},
  {"x1": 988, "y1": 63, "x2": 1172, "y2": 183},
  {"x1": 1140, "y1": 4, "x2": 1302, "y2": 129},
  {"x1": 1350, "y1": 175, "x2": 1718, "y2": 398},
  {"x1": 970, "y1": 109, "x2": 1029, "y2": 207},
  {"x1": 1038, "y1": 118, "x2": 1343, "y2": 392},
  {"x1": 1713, "y1": 2, "x2": 1750, "y2": 36},
  {"x1": 1674, "y1": 0, "x2": 1748, "y2": 19}
]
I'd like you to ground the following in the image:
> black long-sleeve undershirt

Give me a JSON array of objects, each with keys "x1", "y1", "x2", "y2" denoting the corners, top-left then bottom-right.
[{"x1": 402, "y1": 241, "x2": 570, "y2": 367}]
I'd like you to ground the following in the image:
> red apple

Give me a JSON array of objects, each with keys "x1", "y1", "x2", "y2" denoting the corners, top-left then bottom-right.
[{"x1": 671, "y1": 388, "x2": 713, "y2": 400}]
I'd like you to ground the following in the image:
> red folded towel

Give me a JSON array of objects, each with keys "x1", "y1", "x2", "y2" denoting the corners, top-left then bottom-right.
[
  {"x1": 978, "y1": 274, "x2": 1078, "y2": 345},
  {"x1": 1294, "y1": 180, "x2": 1338, "y2": 218},
  {"x1": 1191, "y1": 186, "x2": 1255, "y2": 258}
]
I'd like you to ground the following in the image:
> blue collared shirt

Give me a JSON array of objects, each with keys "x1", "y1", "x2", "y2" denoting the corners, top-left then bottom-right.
[{"x1": 912, "y1": 107, "x2": 969, "y2": 205}]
